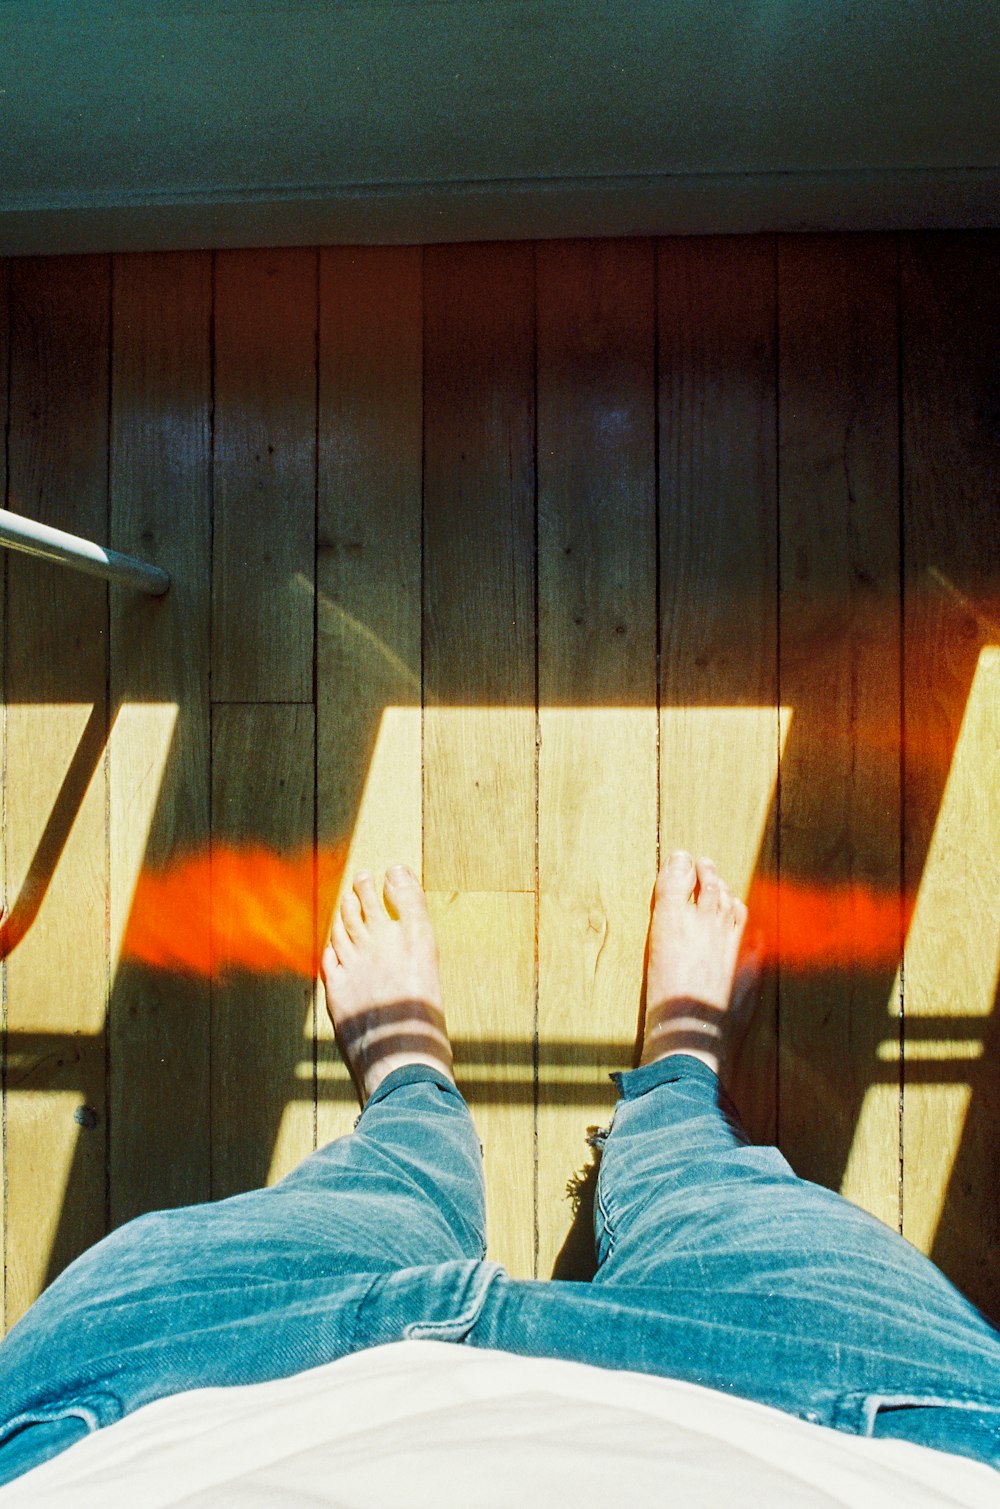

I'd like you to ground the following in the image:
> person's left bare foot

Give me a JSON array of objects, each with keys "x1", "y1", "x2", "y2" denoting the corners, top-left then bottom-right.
[{"x1": 321, "y1": 866, "x2": 456, "y2": 1108}]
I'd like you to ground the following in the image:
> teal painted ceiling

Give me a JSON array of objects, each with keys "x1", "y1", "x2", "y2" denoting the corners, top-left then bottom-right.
[{"x1": 2, "y1": 2, "x2": 997, "y2": 253}]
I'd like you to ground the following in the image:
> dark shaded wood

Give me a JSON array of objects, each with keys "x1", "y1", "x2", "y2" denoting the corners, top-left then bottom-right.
[
  {"x1": 109, "y1": 251, "x2": 213, "y2": 1223},
  {"x1": 213, "y1": 249, "x2": 317, "y2": 702}
]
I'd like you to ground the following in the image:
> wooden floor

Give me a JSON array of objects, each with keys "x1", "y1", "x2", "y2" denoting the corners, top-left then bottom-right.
[{"x1": 1, "y1": 233, "x2": 997, "y2": 1333}]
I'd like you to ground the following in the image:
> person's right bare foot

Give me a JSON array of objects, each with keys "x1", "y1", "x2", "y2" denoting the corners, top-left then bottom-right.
[
  {"x1": 639, "y1": 851, "x2": 754, "y2": 1078},
  {"x1": 321, "y1": 865, "x2": 456, "y2": 1109}
]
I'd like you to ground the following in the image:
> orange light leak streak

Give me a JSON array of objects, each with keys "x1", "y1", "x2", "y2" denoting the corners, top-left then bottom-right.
[
  {"x1": 120, "y1": 842, "x2": 915, "y2": 980},
  {"x1": 123, "y1": 842, "x2": 348, "y2": 981},
  {"x1": 746, "y1": 876, "x2": 915, "y2": 972}
]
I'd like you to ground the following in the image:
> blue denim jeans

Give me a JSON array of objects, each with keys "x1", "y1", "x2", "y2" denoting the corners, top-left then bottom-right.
[{"x1": 0, "y1": 1053, "x2": 998, "y2": 1487}]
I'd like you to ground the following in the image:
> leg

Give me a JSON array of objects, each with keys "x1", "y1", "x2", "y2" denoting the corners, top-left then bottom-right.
[
  {"x1": 293, "y1": 862, "x2": 489, "y2": 1271},
  {"x1": 0, "y1": 867, "x2": 490, "y2": 1485},
  {"x1": 587, "y1": 853, "x2": 1000, "y2": 1465}
]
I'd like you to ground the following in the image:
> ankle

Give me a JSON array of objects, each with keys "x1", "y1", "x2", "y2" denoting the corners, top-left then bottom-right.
[
  {"x1": 362, "y1": 1050, "x2": 457, "y2": 1106},
  {"x1": 639, "y1": 1043, "x2": 720, "y2": 1077}
]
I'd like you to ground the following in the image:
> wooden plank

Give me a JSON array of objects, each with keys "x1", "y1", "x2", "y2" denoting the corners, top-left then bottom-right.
[
  {"x1": 657, "y1": 235, "x2": 780, "y2": 1146},
  {"x1": 3, "y1": 256, "x2": 110, "y2": 1325},
  {"x1": 423, "y1": 243, "x2": 536, "y2": 1277},
  {"x1": 536, "y1": 239, "x2": 658, "y2": 1279},
  {"x1": 429, "y1": 889, "x2": 534, "y2": 1274},
  {"x1": 901, "y1": 231, "x2": 1000, "y2": 1321},
  {"x1": 108, "y1": 251, "x2": 213, "y2": 1224},
  {"x1": 776, "y1": 234, "x2": 901, "y2": 1227},
  {"x1": 316, "y1": 246, "x2": 423, "y2": 1145},
  {"x1": 422, "y1": 243, "x2": 535, "y2": 888},
  {"x1": 211, "y1": 704, "x2": 316, "y2": 1196},
  {"x1": 213, "y1": 249, "x2": 316, "y2": 702}
]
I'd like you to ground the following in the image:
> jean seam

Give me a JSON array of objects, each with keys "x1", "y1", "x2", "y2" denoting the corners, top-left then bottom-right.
[
  {"x1": 840, "y1": 1389, "x2": 1000, "y2": 1428},
  {"x1": 356, "y1": 1071, "x2": 475, "y2": 1132},
  {"x1": 613, "y1": 1054, "x2": 722, "y2": 1102},
  {"x1": 363, "y1": 1065, "x2": 467, "y2": 1112},
  {"x1": 595, "y1": 1179, "x2": 616, "y2": 1262},
  {"x1": 401, "y1": 1261, "x2": 504, "y2": 1341},
  {"x1": 0, "y1": 1399, "x2": 106, "y2": 1447}
]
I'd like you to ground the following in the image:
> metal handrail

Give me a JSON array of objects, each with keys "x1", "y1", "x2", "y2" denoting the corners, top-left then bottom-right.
[{"x1": 0, "y1": 507, "x2": 170, "y2": 595}]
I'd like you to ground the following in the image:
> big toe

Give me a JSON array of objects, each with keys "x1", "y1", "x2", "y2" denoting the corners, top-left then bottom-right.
[
  {"x1": 657, "y1": 850, "x2": 696, "y2": 904},
  {"x1": 383, "y1": 864, "x2": 429, "y2": 922}
]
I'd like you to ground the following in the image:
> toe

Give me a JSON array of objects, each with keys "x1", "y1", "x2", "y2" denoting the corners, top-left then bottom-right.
[
  {"x1": 354, "y1": 871, "x2": 387, "y2": 929},
  {"x1": 383, "y1": 863, "x2": 429, "y2": 923},
  {"x1": 695, "y1": 857, "x2": 721, "y2": 911},
  {"x1": 341, "y1": 890, "x2": 365, "y2": 944},
  {"x1": 657, "y1": 850, "x2": 697, "y2": 903},
  {"x1": 331, "y1": 911, "x2": 353, "y2": 962}
]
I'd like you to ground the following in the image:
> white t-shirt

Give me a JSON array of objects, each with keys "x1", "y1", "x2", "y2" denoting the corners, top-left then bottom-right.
[{"x1": 0, "y1": 1340, "x2": 995, "y2": 1507}]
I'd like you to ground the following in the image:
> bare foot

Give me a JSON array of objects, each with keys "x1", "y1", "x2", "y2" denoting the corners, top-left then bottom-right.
[
  {"x1": 639, "y1": 851, "x2": 756, "y2": 1078},
  {"x1": 321, "y1": 865, "x2": 456, "y2": 1109}
]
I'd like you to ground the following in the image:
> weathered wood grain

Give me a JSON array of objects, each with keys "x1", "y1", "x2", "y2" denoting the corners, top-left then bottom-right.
[
  {"x1": 423, "y1": 242, "x2": 536, "y2": 1276},
  {"x1": 536, "y1": 239, "x2": 658, "y2": 1279},
  {"x1": 900, "y1": 231, "x2": 1000, "y2": 1321},
  {"x1": 777, "y1": 233, "x2": 901, "y2": 1227},
  {"x1": 4, "y1": 256, "x2": 110, "y2": 1323},
  {"x1": 316, "y1": 246, "x2": 423, "y2": 1144},
  {"x1": 213, "y1": 249, "x2": 316, "y2": 702},
  {"x1": 108, "y1": 250, "x2": 213, "y2": 1224},
  {"x1": 657, "y1": 234, "x2": 780, "y2": 1146}
]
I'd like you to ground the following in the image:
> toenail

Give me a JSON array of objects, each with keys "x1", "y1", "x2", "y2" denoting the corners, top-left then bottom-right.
[
  {"x1": 668, "y1": 850, "x2": 692, "y2": 869},
  {"x1": 388, "y1": 864, "x2": 408, "y2": 882}
]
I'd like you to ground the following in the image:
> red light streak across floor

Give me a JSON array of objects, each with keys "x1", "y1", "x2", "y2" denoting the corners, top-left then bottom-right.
[{"x1": 120, "y1": 843, "x2": 914, "y2": 981}]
